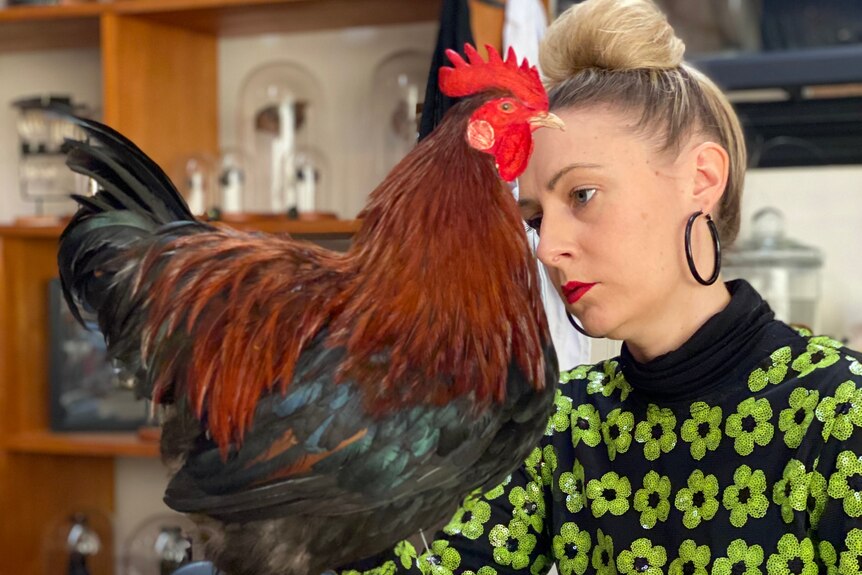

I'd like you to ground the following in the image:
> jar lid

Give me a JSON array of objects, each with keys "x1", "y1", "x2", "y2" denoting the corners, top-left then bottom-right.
[{"x1": 723, "y1": 207, "x2": 823, "y2": 268}]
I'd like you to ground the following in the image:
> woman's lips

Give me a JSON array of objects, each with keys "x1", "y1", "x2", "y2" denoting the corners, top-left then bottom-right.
[{"x1": 562, "y1": 281, "x2": 596, "y2": 304}]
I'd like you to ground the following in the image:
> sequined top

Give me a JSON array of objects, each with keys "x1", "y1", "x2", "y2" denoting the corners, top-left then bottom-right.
[{"x1": 341, "y1": 280, "x2": 862, "y2": 575}]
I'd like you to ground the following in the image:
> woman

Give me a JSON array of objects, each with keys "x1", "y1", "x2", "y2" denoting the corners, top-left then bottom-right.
[{"x1": 343, "y1": 0, "x2": 862, "y2": 573}]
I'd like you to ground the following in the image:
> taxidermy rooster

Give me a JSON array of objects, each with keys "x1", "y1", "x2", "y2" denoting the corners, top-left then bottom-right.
[{"x1": 58, "y1": 45, "x2": 563, "y2": 575}]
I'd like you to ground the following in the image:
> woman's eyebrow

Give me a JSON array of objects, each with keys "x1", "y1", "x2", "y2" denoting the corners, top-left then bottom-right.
[{"x1": 546, "y1": 162, "x2": 603, "y2": 190}]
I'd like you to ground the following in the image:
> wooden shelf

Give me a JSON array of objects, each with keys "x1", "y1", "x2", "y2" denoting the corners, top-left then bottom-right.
[
  {"x1": 0, "y1": 0, "x2": 440, "y2": 52},
  {"x1": 5, "y1": 430, "x2": 160, "y2": 457},
  {"x1": 0, "y1": 217, "x2": 362, "y2": 238}
]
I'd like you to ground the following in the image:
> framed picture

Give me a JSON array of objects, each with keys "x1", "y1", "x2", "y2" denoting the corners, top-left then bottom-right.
[{"x1": 48, "y1": 278, "x2": 149, "y2": 431}]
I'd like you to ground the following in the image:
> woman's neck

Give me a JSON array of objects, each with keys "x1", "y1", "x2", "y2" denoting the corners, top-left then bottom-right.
[{"x1": 623, "y1": 280, "x2": 732, "y2": 363}]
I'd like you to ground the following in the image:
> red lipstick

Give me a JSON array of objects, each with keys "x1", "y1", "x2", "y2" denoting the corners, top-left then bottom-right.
[{"x1": 562, "y1": 281, "x2": 595, "y2": 304}]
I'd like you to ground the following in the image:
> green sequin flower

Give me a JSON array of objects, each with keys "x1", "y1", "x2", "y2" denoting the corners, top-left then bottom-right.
[
  {"x1": 546, "y1": 390, "x2": 573, "y2": 434},
  {"x1": 634, "y1": 404, "x2": 677, "y2": 461},
  {"x1": 712, "y1": 539, "x2": 764, "y2": 575},
  {"x1": 420, "y1": 545, "x2": 456, "y2": 575},
  {"x1": 602, "y1": 408, "x2": 634, "y2": 461},
  {"x1": 591, "y1": 529, "x2": 617, "y2": 575},
  {"x1": 462, "y1": 568, "x2": 497, "y2": 575},
  {"x1": 571, "y1": 403, "x2": 603, "y2": 448},
  {"x1": 560, "y1": 364, "x2": 591, "y2": 384},
  {"x1": 815, "y1": 380, "x2": 862, "y2": 441},
  {"x1": 722, "y1": 464, "x2": 769, "y2": 527},
  {"x1": 524, "y1": 445, "x2": 557, "y2": 487},
  {"x1": 617, "y1": 538, "x2": 667, "y2": 575},
  {"x1": 773, "y1": 459, "x2": 808, "y2": 523},
  {"x1": 362, "y1": 561, "x2": 397, "y2": 575},
  {"x1": 819, "y1": 540, "x2": 837, "y2": 575},
  {"x1": 726, "y1": 397, "x2": 774, "y2": 456},
  {"x1": 559, "y1": 459, "x2": 587, "y2": 514},
  {"x1": 394, "y1": 541, "x2": 417, "y2": 569},
  {"x1": 419, "y1": 541, "x2": 460, "y2": 575},
  {"x1": 806, "y1": 469, "x2": 828, "y2": 529},
  {"x1": 489, "y1": 520, "x2": 536, "y2": 570},
  {"x1": 444, "y1": 496, "x2": 492, "y2": 540},
  {"x1": 552, "y1": 522, "x2": 592, "y2": 575},
  {"x1": 680, "y1": 402, "x2": 722, "y2": 460},
  {"x1": 674, "y1": 469, "x2": 719, "y2": 528},
  {"x1": 849, "y1": 355, "x2": 862, "y2": 377},
  {"x1": 778, "y1": 387, "x2": 820, "y2": 448},
  {"x1": 792, "y1": 337, "x2": 842, "y2": 378},
  {"x1": 586, "y1": 471, "x2": 631, "y2": 518},
  {"x1": 669, "y1": 540, "x2": 710, "y2": 575},
  {"x1": 530, "y1": 554, "x2": 552, "y2": 575},
  {"x1": 827, "y1": 450, "x2": 862, "y2": 518},
  {"x1": 484, "y1": 474, "x2": 511, "y2": 500},
  {"x1": 587, "y1": 360, "x2": 632, "y2": 400},
  {"x1": 839, "y1": 529, "x2": 862, "y2": 575},
  {"x1": 765, "y1": 534, "x2": 816, "y2": 575},
  {"x1": 633, "y1": 471, "x2": 671, "y2": 529},
  {"x1": 748, "y1": 346, "x2": 792, "y2": 392},
  {"x1": 509, "y1": 480, "x2": 546, "y2": 533}
]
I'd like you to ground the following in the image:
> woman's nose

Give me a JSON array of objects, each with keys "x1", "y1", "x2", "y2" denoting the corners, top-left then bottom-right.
[{"x1": 535, "y1": 212, "x2": 574, "y2": 267}]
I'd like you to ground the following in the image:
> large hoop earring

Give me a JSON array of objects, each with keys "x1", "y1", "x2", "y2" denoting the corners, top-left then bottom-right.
[
  {"x1": 685, "y1": 211, "x2": 721, "y2": 286},
  {"x1": 566, "y1": 311, "x2": 599, "y2": 339}
]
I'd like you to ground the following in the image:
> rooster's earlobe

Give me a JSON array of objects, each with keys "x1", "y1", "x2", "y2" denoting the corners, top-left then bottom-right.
[{"x1": 466, "y1": 120, "x2": 495, "y2": 151}]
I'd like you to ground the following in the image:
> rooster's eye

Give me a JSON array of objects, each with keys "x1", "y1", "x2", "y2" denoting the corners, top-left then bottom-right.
[{"x1": 500, "y1": 102, "x2": 513, "y2": 113}]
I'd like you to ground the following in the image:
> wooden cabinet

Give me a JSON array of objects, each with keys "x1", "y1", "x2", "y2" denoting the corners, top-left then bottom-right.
[{"x1": 0, "y1": 219, "x2": 359, "y2": 573}]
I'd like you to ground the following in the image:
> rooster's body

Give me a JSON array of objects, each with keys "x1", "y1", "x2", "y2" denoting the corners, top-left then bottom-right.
[{"x1": 58, "y1": 46, "x2": 561, "y2": 575}]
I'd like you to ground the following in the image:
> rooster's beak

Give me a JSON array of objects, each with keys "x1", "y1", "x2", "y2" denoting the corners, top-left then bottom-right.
[{"x1": 529, "y1": 112, "x2": 565, "y2": 131}]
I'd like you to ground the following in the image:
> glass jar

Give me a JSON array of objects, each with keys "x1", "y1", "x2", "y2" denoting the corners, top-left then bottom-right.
[{"x1": 723, "y1": 207, "x2": 824, "y2": 330}]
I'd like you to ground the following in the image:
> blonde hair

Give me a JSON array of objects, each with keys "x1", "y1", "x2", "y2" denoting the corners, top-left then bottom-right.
[{"x1": 539, "y1": 0, "x2": 746, "y2": 245}]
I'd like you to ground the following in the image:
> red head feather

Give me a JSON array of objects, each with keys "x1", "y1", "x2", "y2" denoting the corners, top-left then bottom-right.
[{"x1": 439, "y1": 44, "x2": 548, "y2": 110}]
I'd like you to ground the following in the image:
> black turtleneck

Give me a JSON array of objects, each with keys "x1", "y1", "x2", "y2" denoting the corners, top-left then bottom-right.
[{"x1": 345, "y1": 279, "x2": 862, "y2": 575}]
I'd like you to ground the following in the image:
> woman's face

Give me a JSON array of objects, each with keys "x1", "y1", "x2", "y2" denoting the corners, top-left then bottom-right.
[{"x1": 518, "y1": 105, "x2": 700, "y2": 341}]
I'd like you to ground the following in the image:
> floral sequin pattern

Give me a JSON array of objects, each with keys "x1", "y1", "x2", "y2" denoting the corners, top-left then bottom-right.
[
  {"x1": 586, "y1": 471, "x2": 631, "y2": 518},
  {"x1": 773, "y1": 459, "x2": 809, "y2": 523},
  {"x1": 524, "y1": 445, "x2": 557, "y2": 487},
  {"x1": 791, "y1": 336, "x2": 842, "y2": 378},
  {"x1": 778, "y1": 387, "x2": 820, "y2": 448},
  {"x1": 616, "y1": 538, "x2": 667, "y2": 575},
  {"x1": 571, "y1": 404, "x2": 602, "y2": 448},
  {"x1": 443, "y1": 496, "x2": 492, "y2": 540},
  {"x1": 509, "y1": 481, "x2": 546, "y2": 533},
  {"x1": 602, "y1": 408, "x2": 634, "y2": 461},
  {"x1": 748, "y1": 346, "x2": 792, "y2": 392},
  {"x1": 668, "y1": 540, "x2": 710, "y2": 575},
  {"x1": 552, "y1": 523, "x2": 592, "y2": 575},
  {"x1": 722, "y1": 464, "x2": 769, "y2": 527},
  {"x1": 559, "y1": 364, "x2": 591, "y2": 385},
  {"x1": 819, "y1": 540, "x2": 838, "y2": 575},
  {"x1": 712, "y1": 539, "x2": 764, "y2": 575},
  {"x1": 591, "y1": 529, "x2": 616, "y2": 575},
  {"x1": 815, "y1": 380, "x2": 862, "y2": 441},
  {"x1": 839, "y1": 529, "x2": 862, "y2": 575},
  {"x1": 633, "y1": 471, "x2": 671, "y2": 529},
  {"x1": 586, "y1": 360, "x2": 632, "y2": 400},
  {"x1": 394, "y1": 541, "x2": 417, "y2": 569},
  {"x1": 418, "y1": 541, "x2": 461, "y2": 575},
  {"x1": 680, "y1": 402, "x2": 722, "y2": 461},
  {"x1": 559, "y1": 459, "x2": 587, "y2": 514},
  {"x1": 546, "y1": 390, "x2": 573, "y2": 435},
  {"x1": 674, "y1": 470, "x2": 719, "y2": 529},
  {"x1": 488, "y1": 520, "x2": 536, "y2": 570},
  {"x1": 826, "y1": 450, "x2": 862, "y2": 518},
  {"x1": 765, "y1": 534, "x2": 817, "y2": 575},
  {"x1": 634, "y1": 404, "x2": 677, "y2": 461},
  {"x1": 725, "y1": 397, "x2": 774, "y2": 456}
]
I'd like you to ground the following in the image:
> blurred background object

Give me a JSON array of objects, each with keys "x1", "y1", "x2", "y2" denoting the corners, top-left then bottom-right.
[
  {"x1": 41, "y1": 509, "x2": 113, "y2": 575},
  {"x1": 122, "y1": 514, "x2": 204, "y2": 575}
]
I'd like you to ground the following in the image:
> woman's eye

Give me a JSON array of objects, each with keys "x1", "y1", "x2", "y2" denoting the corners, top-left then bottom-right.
[
  {"x1": 524, "y1": 215, "x2": 543, "y2": 233},
  {"x1": 571, "y1": 187, "x2": 597, "y2": 206}
]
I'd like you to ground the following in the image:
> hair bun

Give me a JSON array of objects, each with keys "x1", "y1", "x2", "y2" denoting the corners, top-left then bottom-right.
[{"x1": 540, "y1": 0, "x2": 685, "y2": 86}]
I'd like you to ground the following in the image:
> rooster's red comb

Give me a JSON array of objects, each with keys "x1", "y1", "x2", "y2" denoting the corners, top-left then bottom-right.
[{"x1": 439, "y1": 44, "x2": 547, "y2": 110}]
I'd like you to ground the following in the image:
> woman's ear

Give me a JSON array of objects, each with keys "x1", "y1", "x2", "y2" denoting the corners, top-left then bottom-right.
[{"x1": 689, "y1": 141, "x2": 729, "y2": 214}]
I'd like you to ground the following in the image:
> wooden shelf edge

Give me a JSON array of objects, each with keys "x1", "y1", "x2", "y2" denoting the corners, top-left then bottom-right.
[
  {"x1": 0, "y1": 218, "x2": 362, "y2": 238},
  {"x1": 0, "y1": 2, "x2": 106, "y2": 22},
  {"x1": 5, "y1": 430, "x2": 160, "y2": 458}
]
